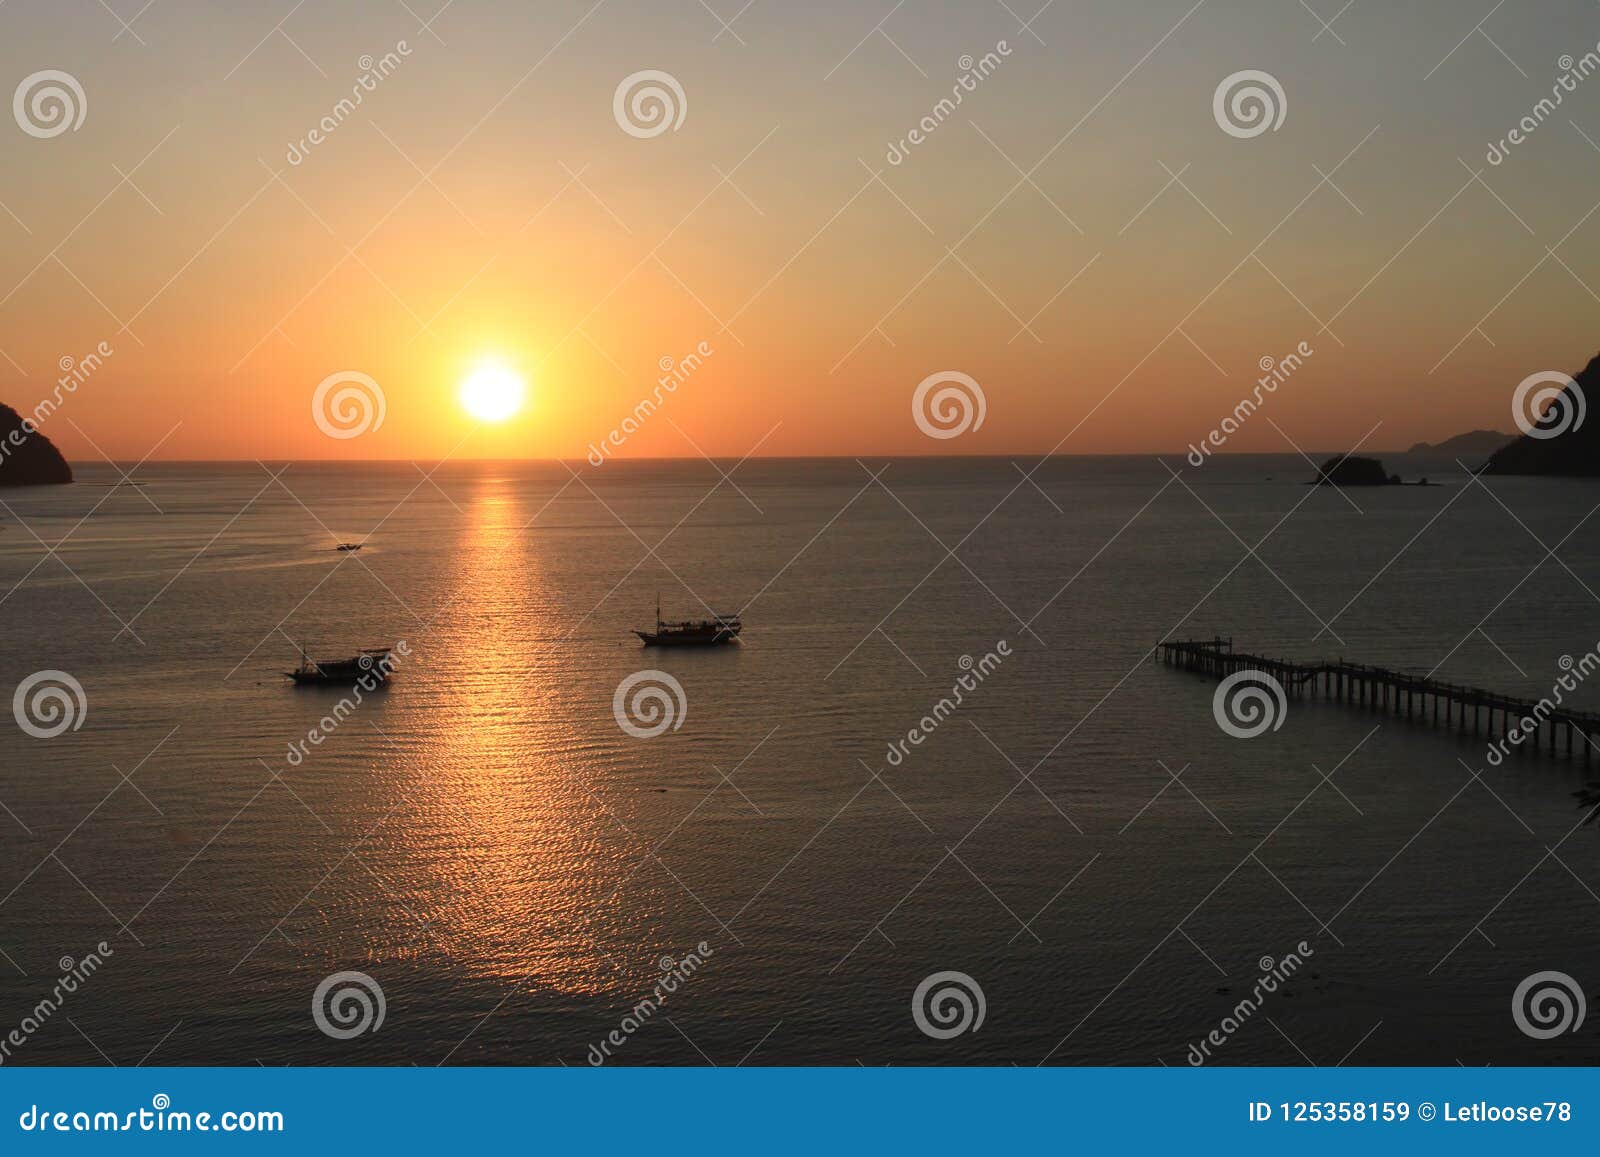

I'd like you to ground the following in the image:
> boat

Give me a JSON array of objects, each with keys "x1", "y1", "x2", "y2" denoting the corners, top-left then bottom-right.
[
  {"x1": 634, "y1": 595, "x2": 741, "y2": 647},
  {"x1": 335, "y1": 542, "x2": 364, "y2": 552},
  {"x1": 285, "y1": 646, "x2": 394, "y2": 685}
]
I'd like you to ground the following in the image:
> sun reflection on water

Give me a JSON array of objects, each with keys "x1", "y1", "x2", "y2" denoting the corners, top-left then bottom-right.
[{"x1": 395, "y1": 475, "x2": 629, "y2": 994}]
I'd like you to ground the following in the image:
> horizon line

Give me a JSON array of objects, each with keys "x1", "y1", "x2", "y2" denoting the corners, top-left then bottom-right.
[{"x1": 63, "y1": 448, "x2": 1468, "y2": 466}]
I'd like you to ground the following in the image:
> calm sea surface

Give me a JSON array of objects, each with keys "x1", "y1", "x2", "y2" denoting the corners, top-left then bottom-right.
[{"x1": 2, "y1": 455, "x2": 1598, "y2": 1065}]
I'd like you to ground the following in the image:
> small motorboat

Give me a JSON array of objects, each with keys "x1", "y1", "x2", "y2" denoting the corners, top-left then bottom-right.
[
  {"x1": 285, "y1": 647, "x2": 394, "y2": 685},
  {"x1": 335, "y1": 542, "x2": 364, "y2": 552},
  {"x1": 634, "y1": 595, "x2": 741, "y2": 647}
]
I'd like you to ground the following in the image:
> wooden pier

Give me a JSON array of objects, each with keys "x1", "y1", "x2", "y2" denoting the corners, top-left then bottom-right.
[{"x1": 1159, "y1": 637, "x2": 1600, "y2": 762}]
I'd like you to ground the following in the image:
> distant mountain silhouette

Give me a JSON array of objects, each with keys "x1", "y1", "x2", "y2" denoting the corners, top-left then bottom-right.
[
  {"x1": 0, "y1": 403, "x2": 72, "y2": 486},
  {"x1": 1482, "y1": 353, "x2": 1599, "y2": 476},
  {"x1": 1313, "y1": 455, "x2": 1397, "y2": 486},
  {"x1": 1405, "y1": 429, "x2": 1515, "y2": 460}
]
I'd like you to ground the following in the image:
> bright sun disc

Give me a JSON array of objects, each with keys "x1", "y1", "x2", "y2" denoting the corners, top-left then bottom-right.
[{"x1": 459, "y1": 363, "x2": 525, "y2": 422}]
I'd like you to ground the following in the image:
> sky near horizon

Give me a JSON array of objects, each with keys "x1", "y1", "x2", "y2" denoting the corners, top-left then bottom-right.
[{"x1": 2, "y1": 0, "x2": 1600, "y2": 461}]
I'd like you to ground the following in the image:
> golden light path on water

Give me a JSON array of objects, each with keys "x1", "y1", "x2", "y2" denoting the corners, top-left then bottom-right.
[{"x1": 390, "y1": 475, "x2": 641, "y2": 996}]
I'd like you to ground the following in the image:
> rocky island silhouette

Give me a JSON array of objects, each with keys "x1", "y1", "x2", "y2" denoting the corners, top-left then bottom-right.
[
  {"x1": 0, "y1": 402, "x2": 73, "y2": 486},
  {"x1": 1312, "y1": 455, "x2": 1401, "y2": 486},
  {"x1": 1482, "y1": 351, "x2": 1599, "y2": 476}
]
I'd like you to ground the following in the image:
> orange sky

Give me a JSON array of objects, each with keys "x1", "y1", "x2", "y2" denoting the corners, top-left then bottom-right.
[{"x1": 3, "y1": 1, "x2": 1600, "y2": 461}]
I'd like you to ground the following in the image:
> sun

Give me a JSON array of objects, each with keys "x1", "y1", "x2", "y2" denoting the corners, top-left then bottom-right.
[{"x1": 459, "y1": 361, "x2": 526, "y2": 422}]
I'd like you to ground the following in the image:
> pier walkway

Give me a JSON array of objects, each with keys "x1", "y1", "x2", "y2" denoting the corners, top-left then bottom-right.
[{"x1": 1159, "y1": 637, "x2": 1600, "y2": 761}]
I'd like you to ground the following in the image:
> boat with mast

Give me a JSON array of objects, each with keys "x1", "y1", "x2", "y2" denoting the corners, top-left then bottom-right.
[
  {"x1": 633, "y1": 593, "x2": 741, "y2": 647},
  {"x1": 285, "y1": 646, "x2": 395, "y2": 685}
]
